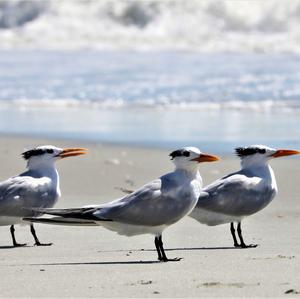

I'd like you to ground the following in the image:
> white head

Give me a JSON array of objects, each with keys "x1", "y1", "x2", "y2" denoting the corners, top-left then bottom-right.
[
  {"x1": 236, "y1": 145, "x2": 300, "y2": 168},
  {"x1": 22, "y1": 145, "x2": 87, "y2": 170},
  {"x1": 169, "y1": 146, "x2": 219, "y2": 172}
]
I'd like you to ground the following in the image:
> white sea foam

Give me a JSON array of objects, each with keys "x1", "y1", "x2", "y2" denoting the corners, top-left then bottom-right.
[
  {"x1": 1, "y1": 0, "x2": 300, "y2": 52},
  {"x1": 1, "y1": 50, "x2": 300, "y2": 111},
  {"x1": 1, "y1": 98, "x2": 300, "y2": 113}
]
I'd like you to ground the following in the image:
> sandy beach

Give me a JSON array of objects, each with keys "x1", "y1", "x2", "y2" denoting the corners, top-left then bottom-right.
[{"x1": 0, "y1": 135, "x2": 299, "y2": 298}]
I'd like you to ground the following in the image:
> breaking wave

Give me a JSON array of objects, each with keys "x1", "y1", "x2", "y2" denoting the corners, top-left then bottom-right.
[{"x1": 1, "y1": 0, "x2": 300, "y2": 52}]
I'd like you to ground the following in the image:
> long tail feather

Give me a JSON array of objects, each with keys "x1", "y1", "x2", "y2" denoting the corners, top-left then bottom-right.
[
  {"x1": 23, "y1": 217, "x2": 99, "y2": 226},
  {"x1": 28, "y1": 207, "x2": 94, "y2": 215},
  {"x1": 27, "y1": 207, "x2": 112, "y2": 221}
]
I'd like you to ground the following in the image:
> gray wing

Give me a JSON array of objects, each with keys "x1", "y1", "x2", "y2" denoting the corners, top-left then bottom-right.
[
  {"x1": 95, "y1": 174, "x2": 196, "y2": 226},
  {"x1": 32, "y1": 174, "x2": 195, "y2": 226},
  {"x1": 0, "y1": 176, "x2": 58, "y2": 217},
  {"x1": 194, "y1": 172, "x2": 276, "y2": 217}
]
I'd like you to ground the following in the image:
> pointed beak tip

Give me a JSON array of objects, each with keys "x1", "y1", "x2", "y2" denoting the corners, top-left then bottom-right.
[
  {"x1": 192, "y1": 153, "x2": 221, "y2": 163},
  {"x1": 208, "y1": 155, "x2": 221, "y2": 162},
  {"x1": 272, "y1": 149, "x2": 300, "y2": 158},
  {"x1": 59, "y1": 147, "x2": 88, "y2": 159}
]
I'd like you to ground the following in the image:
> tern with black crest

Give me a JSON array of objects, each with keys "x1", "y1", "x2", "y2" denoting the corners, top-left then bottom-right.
[
  {"x1": 0, "y1": 145, "x2": 87, "y2": 247},
  {"x1": 189, "y1": 145, "x2": 300, "y2": 248},
  {"x1": 25, "y1": 147, "x2": 219, "y2": 262}
]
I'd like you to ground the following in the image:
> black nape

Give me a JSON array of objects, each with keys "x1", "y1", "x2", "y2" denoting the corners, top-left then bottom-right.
[
  {"x1": 169, "y1": 149, "x2": 190, "y2": 159},
  {"x1": 22, "y1": 148, "x2": 52, "y2": 160},
  {"x1": 235, "y1": 147, "x2": 266, "y2": 157}
]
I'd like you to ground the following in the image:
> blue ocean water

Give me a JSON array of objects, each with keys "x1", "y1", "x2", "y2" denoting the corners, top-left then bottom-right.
[{"x1": 0, "y1": 50, "x2": 299, "y2": 153}]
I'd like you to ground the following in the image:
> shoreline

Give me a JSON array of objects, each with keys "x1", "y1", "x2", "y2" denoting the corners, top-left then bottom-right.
[{"x1": 0, "y1": 132, "x2": 236, "y2": 156}]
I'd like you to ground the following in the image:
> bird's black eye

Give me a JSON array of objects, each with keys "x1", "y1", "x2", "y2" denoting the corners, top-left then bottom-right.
[
  {"x1": 183, "y1": 151, "x2": 190, "y2": 157},
  {"x1": 47, "y1": 149, "x2": 54, "y2": 154},
  {"x1": 169, "y1": 149, "x2": 190, "y2": 159},
  {"x1": 235, "y1": 147, "x2": 267, "y2": 157},
  {"x1": 258, "y1": 149, "x2": 266, "y2": 154}
]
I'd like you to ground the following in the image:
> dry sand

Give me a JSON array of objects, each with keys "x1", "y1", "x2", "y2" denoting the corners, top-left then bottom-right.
[{"x1": 0, "y1": 135, "x2": 299, "y2": 298}]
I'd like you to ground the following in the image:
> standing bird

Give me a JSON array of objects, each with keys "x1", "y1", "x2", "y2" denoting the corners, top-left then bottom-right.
[
  {"x1": 189, "y1": 145, "x2": 300, "y2": 248},
  {"x1": 0, "y1": 145, "x2": 87, "y2": 247},
  {"x1": 25, "y1": 147, "x2": 219, "y2": 262}
]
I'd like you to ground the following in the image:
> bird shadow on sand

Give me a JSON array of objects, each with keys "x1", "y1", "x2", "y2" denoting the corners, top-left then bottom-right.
[
  {"x1": 0, "y1": 245, "x2": 47, "y2": 250},
  {"x1": 0, "y1": 245, "x2": 16, "y2": 249},
  {"x1": 97, "y1": 246, "x2": 238, "y2": 253},
  {"x1": 166, "y1": 246, "x2": 239, "y2": 251},
  {"x1": 30, "y1": 260, "x2": 162, "y2": 266}
]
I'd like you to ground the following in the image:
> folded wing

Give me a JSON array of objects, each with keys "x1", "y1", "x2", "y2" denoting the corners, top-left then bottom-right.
[
  {"x1": 0, "y1": 176, "x2": 57, "y2": 217},
  {"x1": 27, "y1": 175, "x2": 192, "y2": 227},
  {"x1": 193, "y1": 171, "x2": 276, "y2": 217}
]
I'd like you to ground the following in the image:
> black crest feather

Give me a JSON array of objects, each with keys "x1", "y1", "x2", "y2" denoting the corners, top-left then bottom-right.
[
  {"x1": 22, "y1": 148, "x2": 47, "y2": 160},
  {"x1": 235, "y1": 147, "x2": 266, "y2": 157},
  {"x1": 169, "y1": 149, "x2": 190, "y2": 159}
]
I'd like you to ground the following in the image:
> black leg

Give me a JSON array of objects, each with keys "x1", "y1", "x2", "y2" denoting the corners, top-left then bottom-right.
[
  {"x1": 10, "y1": 225, "x2": 26, "y2": 247},
  {"x1": 154, "y1": 237, "x2": 163, "y2": 261},
  {"x1": 230, "y1": 222, "x2": 240, "y2": 247},
  {"x1": 158, "y1": 235, "x2": 168, "y2": 262},
  {"x1": 30, "y1": 224, "x2": 52, "y2": 246},
  {"x1": 156, "y1": 235, "x2": 182, "y2": 262},
  {"x1": 237, "y1": 222, "x2": 257, "y2": 248}
]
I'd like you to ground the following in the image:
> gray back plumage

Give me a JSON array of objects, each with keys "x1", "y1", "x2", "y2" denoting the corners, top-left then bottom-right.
[
  {"x1": 94, "y1": 171, "x2": 200, "y2": 226},
  {"x1": 193, "y1": 169, "x2": 277, "y2": 217},
  {"x1": 0, "y1": 170, "x2": 59, "y2": 218}
]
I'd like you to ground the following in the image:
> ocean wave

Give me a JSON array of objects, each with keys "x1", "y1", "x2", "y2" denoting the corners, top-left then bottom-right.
[
  {"x1": 1, "y1": 98, "x2": 300, "y2": 112},
  {"x1": 1, "y1": 0, "x2": 300, "y2": 52}
]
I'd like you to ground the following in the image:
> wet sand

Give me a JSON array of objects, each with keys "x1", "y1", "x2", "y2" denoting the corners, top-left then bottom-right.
[{"x1": 0, "y1": 135, "x2": 299, "y2": 298}]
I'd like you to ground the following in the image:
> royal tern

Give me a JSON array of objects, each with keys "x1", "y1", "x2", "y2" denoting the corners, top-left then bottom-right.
[
  {"x1": 189, "y1": 145, "x2": 300, "y2": 248},
  {"x1": 25, "y1": 147, "x2": 219, "y2": 262},
  {"x1": 0, "y1": 145, "x2": 87, "y2": 247}
]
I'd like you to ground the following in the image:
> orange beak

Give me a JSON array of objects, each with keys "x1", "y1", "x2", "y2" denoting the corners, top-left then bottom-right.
[
  {"x1": 271, "y1": 149, "x2": 300, "y2": 158},
  {"x1": 191, "y1": 153, "x2": 220, "y2": 163},
  {"x1": 58, "y1": 148, "x2": 88, "y2": 159}
]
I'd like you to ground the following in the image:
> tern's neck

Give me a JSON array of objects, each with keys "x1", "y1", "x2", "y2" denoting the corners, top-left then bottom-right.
[
  {"x1": 25, "y1": 160, "x2": 61, "y2": 196},
  {"x1": 175, "y1": 166, "x2": 200, "y2": 178},
  {"x1": 244, "y1": 162, "x2": 277, "y2": 192},
  {"x1": 241, "y1": 158, "x2": 275, "y2": 183},
  {"x1": 27, "y1": 160, "x2": 59, "y2": 182},
  {"x1": 240, "y1": 156, "x2": 269, "y2": 171},
  {"x1": 27, "y1": 158, "x2": 55, "y2": 170}
]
